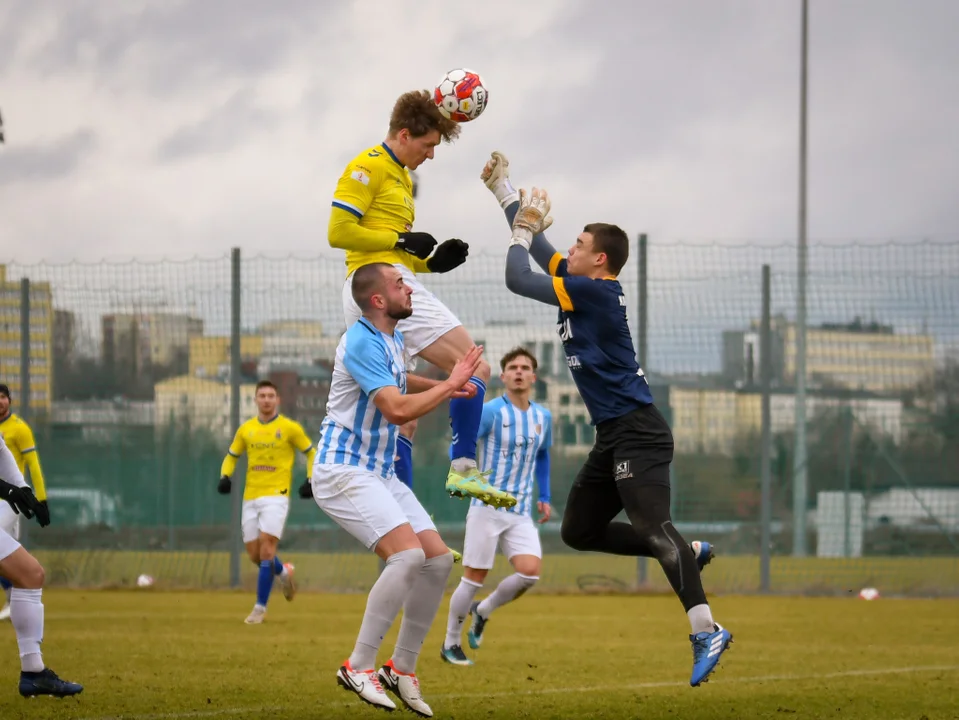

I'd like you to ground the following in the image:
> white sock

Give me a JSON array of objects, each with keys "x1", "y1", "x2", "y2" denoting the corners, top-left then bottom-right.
[
  {"x1": 445, "y1": 578, "x2": 483, "y2": 649},
  {"x1": 11, "y1": 588, "x2": 44, "y2": 673},
  {"x1": 476, "y1": 573, "x2": 538, "y2": 618},
  {"x1": 494, "y1": 179, "x2": 519, "y2": 209},
  {"x1": 392, "y1": 552, "x2": 455, "y2": 675},
  {"x1": 687, "y1": 603, "x2": 715, "y2": 635},
  {"x1": 349, "y1": 548, "x2": 425, "y2": 671},
  {"x1": 451, "y1": 458, "x2": 477, "y2": 474}
]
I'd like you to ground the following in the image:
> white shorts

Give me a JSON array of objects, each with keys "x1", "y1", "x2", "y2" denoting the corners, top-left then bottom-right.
[
  {"x1": 462, "y1": 504, "x2": 542, "y2": 570},
  {"x1": 241, "y1": 496, "x2": 290, "y2": 544},
  {"x1": 0, "y1": 502, "x2": 21, "y2": 542},
  {"x1": 342, "y1": 263, "x2": 462, "y2": 358},
  {"x1": 0, "y1": 526, "x2": 21, "y2": 562},
  {"x1": 312, "y1": 463, "x2": 436, "y2": 550}
]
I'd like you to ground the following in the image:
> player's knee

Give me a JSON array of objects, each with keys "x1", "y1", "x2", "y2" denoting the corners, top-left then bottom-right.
[
  {"x1": 560, "y1": 514, "x2": 594, "y2": 552},
  {"x1": 475, "y1": 358, "x2": 491, "y2": 383},
  {"x1": 427, "y1": 550, "x2": 455, "y2": 580},
  {"x1": 386, "y1": 546, "x2": 427, "y2": 581},
  {"x1": 511, "y1": 556, "x2": 541, "y2": 577},
  {"x1": 19, "y1": 560, "x2": 44, "y2": 589}
]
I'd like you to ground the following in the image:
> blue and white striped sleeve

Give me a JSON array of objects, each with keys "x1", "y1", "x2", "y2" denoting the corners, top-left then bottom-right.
[{"x1": 343, "y1": 331, "x2": 398, "y2": 397}]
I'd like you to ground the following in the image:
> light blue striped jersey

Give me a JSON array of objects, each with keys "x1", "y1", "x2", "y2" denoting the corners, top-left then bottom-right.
[
  {"x1": 473, "y1": 395, "x2": 552, "y2": 517},
  {"x1": 315, "y1": 318, "x2": 407, "y2": 478}
]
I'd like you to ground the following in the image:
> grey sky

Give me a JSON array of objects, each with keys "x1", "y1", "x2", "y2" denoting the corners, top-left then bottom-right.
[{"x1": 1, "y1": 0, "x2": 958, "y2": 262}]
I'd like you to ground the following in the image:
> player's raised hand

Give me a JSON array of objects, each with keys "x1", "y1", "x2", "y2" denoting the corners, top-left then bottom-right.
[
  {"x1": 448, "y1": 345, "x2": 483, "y2": 392},
  {"x1": 536, "y1": 500, "x2": 552, "y2": 524},
  {"x1": 426, "y1": 238, "x2": 469, "y2": 273},
  {"x1": 512, "y1": 187, "x2": 554, "y2": 237},
  {"x1": 396, "y1": 231, "x2": 438, "y2": 259}
]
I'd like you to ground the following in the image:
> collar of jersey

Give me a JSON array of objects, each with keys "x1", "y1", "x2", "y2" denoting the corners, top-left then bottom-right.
[
  {"x1": 358, "y1": 316, "x2": 399, "y2": 339},
  {"x1": 0, "y1": 412, "x2": 12, "y2": 426},
  {"x1": 257, "y1": 414, "x2": 279, "y2": 425},
  {"x1": 502, "y1": 394, "x2": 533, "y2": 412},
  {"x1": 380, "y1": 142, "x2": 404, "y2": 168}
]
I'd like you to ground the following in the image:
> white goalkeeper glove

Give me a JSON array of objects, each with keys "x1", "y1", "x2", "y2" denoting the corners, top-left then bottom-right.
[{"x1": 510, "y1": 187, "x2": 553, "y2": 251}]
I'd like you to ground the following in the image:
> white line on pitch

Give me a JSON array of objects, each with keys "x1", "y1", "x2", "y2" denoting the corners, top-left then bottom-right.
[{"x1": 80, "y1": 664, "x2": 959, "y2": 720}]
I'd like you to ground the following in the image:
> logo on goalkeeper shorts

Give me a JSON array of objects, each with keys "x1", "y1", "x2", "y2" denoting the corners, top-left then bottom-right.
[{"x1": 614, "y1": 461, "x2": 632, "y2": 480}]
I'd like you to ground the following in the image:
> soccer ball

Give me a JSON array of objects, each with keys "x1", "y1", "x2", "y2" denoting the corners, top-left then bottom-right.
[
  {"x1": 433, "y1": 68, "x2": 488, "y2": 123},
  {"x1": 858, "y1": 587, "x2": 880, "y2": 601},
  {"x1": 136, "y1": 574, "x2": 154, "y2": 588}
]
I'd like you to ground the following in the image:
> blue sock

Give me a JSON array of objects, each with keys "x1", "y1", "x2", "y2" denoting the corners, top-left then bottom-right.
[
  {"x1": 256, "y1": 560, "x2": 273, "y2": 607},
  {"x1": 0, "y1": 577, "x2": 10, "y2": 591},
  {"x1": 273, "y1": 556, "x2": 283, "y2": 576},
  {"x1": 450, "y1": 376, "x2": 487, "y2": 462},
  {"x1": 395, "y1": 435, "x2": 413, "y2": 489}
]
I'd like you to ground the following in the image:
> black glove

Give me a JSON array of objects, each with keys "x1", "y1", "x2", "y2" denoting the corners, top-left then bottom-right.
[
  {"x1": 35, "y1": 500, "x2": 50, "y2": 528},
  {"x1": 426, "y1": 239, "x2": 469, "y2": 273},
  {"x1": 298, "y1": 479, "x2": 313, "y2": 499},
  {"x1": 0, "y1": 479, "x2": 39, "y2": 520},
  {"x1": 217, "y1": 476, "x2": 232, "y2": 495},
  {"x1": 396, "y1": 232, "x2": 437, "y2": 259}
]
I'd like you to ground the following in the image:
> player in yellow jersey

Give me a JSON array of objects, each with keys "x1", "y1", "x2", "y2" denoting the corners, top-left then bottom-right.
[
  {"x1": 218, "y1": 380, "x2": 316, "y2": 624},
  {"x1": 329, "y1": 89, "x2": 516, "y2": 510},
  {"x1": 0, "y1": 383, "x2": 51, "y2": 622}
]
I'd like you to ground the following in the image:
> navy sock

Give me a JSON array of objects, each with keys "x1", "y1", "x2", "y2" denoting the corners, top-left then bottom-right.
[
  {"x1": 395, "y1": 435, "x2": 413, "y2": 489},
  {"x1": 273, "y1": 556, "x2": 283, "y2": 575},
  {"x1": 256, "y1": 560, "x2": 273, "y2": 607},
  {"x1": 450, "y1": 376, "x2": 487, "y2": 462},
  {"x1": 0, "y1": 577, "x2": 11, "y2": 591}
]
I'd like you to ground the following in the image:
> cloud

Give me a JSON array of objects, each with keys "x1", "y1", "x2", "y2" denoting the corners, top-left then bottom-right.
[{"x1": 0, "y1": 128, "x2": 97, "y2": 185}]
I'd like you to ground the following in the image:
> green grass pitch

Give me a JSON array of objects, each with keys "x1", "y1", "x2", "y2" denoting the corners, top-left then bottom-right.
[{"x1": 1, "y1": 590, "x2": 957, "y2": 719}]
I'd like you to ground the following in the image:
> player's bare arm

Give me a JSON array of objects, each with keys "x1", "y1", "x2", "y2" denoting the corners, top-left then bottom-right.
[
  {"x1": 406, "y1": 373, "x2": 476, "y2": 398},
  {"x1": 372, "y1": 347, "x2": 482, "y2": 426}
]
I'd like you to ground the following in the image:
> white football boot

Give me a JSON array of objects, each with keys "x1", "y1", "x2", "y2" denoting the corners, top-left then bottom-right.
[
  {"x1": 378, "y1": 659, "x2": 433, "y2": 717},
  {"x1": 278, "y1": 562, "x2": 296, "y2": 601},
  {"x1": 244, "y1": 604, "x2": 266, "y2": 624},
  {"x1": 337, "y1": 660, "x2": 396, "y2": 711}
]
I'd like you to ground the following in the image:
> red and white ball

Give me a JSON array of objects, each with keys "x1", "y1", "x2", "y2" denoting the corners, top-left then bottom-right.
[
  {"x1": 858, "y1": 587, "x2": 880, "y2": 601},
  {"x1": 433, "y1": 68, "x2": 488, "y2": 123}
]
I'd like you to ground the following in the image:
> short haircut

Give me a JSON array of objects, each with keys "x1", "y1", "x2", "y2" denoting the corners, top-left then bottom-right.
[
  {"x1": 584, "y1": 223, "x2": 629, "y2": 276},
  {"x1": 255, "y1": 380, "x2": 277, "y2": 393},
  {"x1": 351, "y1": 262, "x2": 394, "y2": 311},
  {"x1": 389, "y1": 90, "x2": 461, "y2": 143},
  {"x1": 500, "y1": 347, "x2": 538, "y2": 372}
]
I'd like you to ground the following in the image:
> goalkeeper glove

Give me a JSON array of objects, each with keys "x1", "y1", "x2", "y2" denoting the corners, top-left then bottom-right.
[
  {"x1": 217, "y1": 476, "x2": 232, "y2": 495},
  {"x1": 396, "y1": 232, "x2": 437, "y2": 259},
  {"x1": 298, "y1": 479, "x2": 313, "y2": 499},
  {"x1": 426, "y1": 239, "x2": 469, "y2": 273},
  {"x1": 35, "y1": 500, "x2": 51, "y2": 528},
  {"x1": 510, "y1": 187, "x2": 553, "y2": 250},
  {"x1": 0, "y1": 479, "x2": 39, "y2": 520}
]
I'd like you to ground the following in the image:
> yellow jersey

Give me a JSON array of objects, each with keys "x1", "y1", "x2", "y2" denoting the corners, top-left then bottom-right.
[
  {"x1": 0, "y1": 413, "x2": 47, "y2": 501},
  {"x1": 328, "y1": 143, "x2": 432, "y2": 277},
  {"x1": 220, "y1": 414, "x2": 316, "y2": 501}
]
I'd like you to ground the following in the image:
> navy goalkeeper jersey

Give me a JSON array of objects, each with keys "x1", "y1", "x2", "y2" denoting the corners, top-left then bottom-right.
[{"x1": 548, "y1": 254, "x2": 654, "y2": 424}]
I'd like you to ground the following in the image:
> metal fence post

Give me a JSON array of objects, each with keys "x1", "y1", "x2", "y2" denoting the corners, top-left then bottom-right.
[
  {"x1": 19, "y1": 278, "x2": 30, "y2": 424},
  {"x1": 229, "y1": 249, "x2": 242, "y2": 588},
  {"x1": 636, "y1": 234, "x2": 649, "y2": 587},
  {"x1": 760, "y1": 265, "x2": 773, "y2": 592}
]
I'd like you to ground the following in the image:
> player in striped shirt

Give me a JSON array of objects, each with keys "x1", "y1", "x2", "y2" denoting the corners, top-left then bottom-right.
[
  {"x1": 442, "y1": 348, "x2": 552, "y2": 665},
  {"x1": 312, "y1": 262, "x2": 482, "y2": 716}
]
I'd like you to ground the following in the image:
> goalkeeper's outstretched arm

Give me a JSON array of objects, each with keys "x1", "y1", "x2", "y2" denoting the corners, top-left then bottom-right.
[{"x1": 503, "y1": 200, "x2": 559, "y2": 274}]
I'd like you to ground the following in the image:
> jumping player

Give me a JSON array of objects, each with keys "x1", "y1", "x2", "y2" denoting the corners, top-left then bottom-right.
[
  {"x1": 328, "y1": 89, "x2": 515, "y2": 510},
  {"x1": 486, "y1": 153, "x2": 730, "y2": 687}
]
